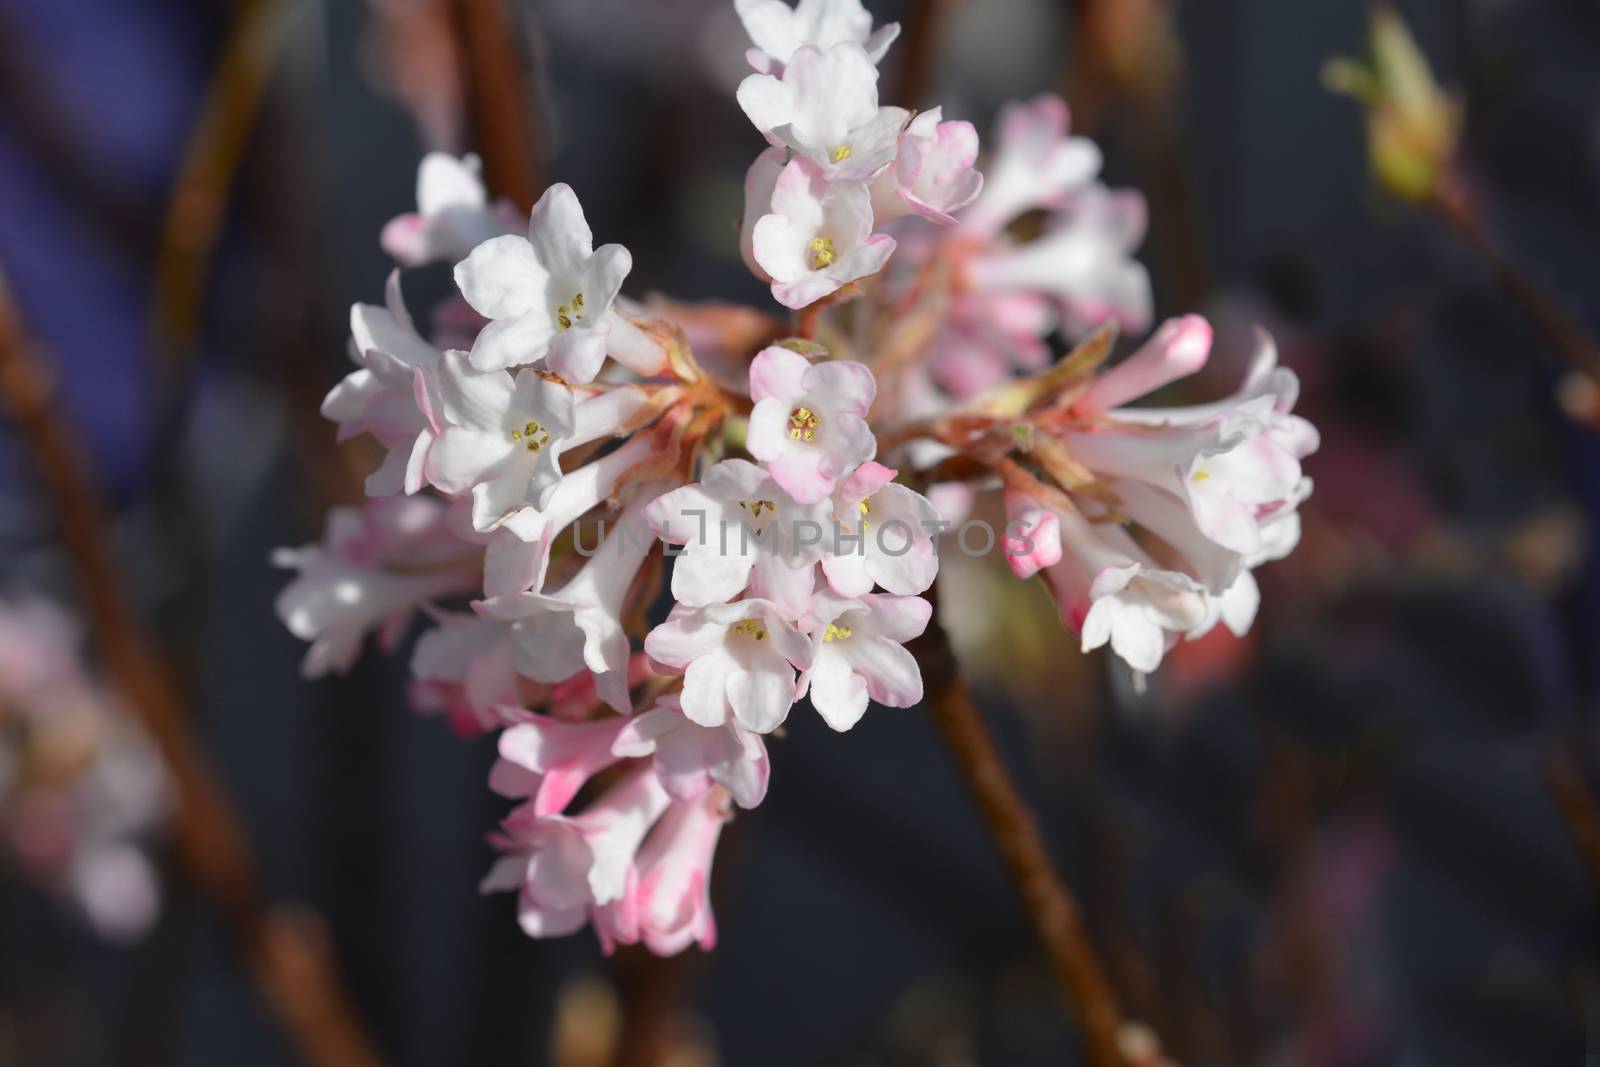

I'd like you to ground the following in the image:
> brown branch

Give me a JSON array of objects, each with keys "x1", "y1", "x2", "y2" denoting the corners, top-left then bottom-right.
[
  {"x1": 892, "y1": 0, "x2": 957, "y2": 108},
  {"x1": 451, "y1": 0, "x2": 542, "y2": 211},
  {"x1": 1431, "y1": 175, "x2": 1600, "y2": 386},
  {"x1": 0, "y1": 276, "x2": 385, "y2": 1067},
  {"x1": 909, "y1": 612, "x2": 1133, "y2": 1067},
  {"x1": 151, "y1": 0, "x2": 290, "y2": 373},
  {"x1": 1548, "y1": 753, "x2": 1600, "y2": 897}
]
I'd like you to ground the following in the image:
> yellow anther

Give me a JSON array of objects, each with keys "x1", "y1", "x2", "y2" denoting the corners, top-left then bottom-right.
[
  {"x1": 1190, "y1": 469, "x2": 1211, "y2": 483},
  {"x1": 513, "y1": 419, "x2": 549, "y2": 453},
  {"x1": 831, "y1": 145, "x2": 852, "y2": 163},
  {"x1": 823, "y1": 623, "x2": 853, "y2": 642},
  {"x1": 858, "y1": 499, "x2": 871, "y2": 515},
  {"x1": 739, "y1": 499, "x2": 777, "y2": 517},
  {"x1": 808, "y1": 236, "x2": 836, "y2": 270},
  {"x1": 732, "y1": 619, "x2": 768, "y2": 641},
  {"x1": 787, "y1": 406, "x2": 819, "y2": 442},
  {"x1": 556, "y1": 292, "x2": 585, "y2": 330}
]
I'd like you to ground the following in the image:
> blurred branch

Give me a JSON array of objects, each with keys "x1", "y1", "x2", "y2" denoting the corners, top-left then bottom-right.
[
  {"x1": 151, "y1": 0, "x2": 291, "y2": 373},
  {"x1": 0, "y1": 272, "x2": 386, "y2": 1067},
  {"x1": 1430, "y1": 175, "x2": 1600, "y2": 391},
  {"x1": 1065, "y1": 0, "x2": 1212, "y2": 312},
  {"x1": 893, "y1": 0, "x2": 957, "y2": 108},
  {"x1": 1548, "y1": 753, "x2": 1600, "y2": 897},
  {"x1": 451, "y1": 0, "x2": 542, "y2": 210},
  {"x1": 910, "y1": 613, "x2": 1146, "y2": 1067}
]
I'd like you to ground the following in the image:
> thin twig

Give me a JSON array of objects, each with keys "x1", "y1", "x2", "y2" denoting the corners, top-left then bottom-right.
[
  {"x1": 1431, "y1": 175, "x2": 1600, "y2": 385},
  {"x1": 893, "y1": 0, "x2": 955, "y2": 107},
  {"x1": 451, "y1": 0, "x2": 542, "y2": 211},
  {"x1": 909, "y1": 612, "x2": 1131, "y2": 1067},
  {"x1": 150, "y1": 0, "x2": 290, "y2": 373},
  {"x1": 1548, "y1": 753, "x2": 1600, "y2": 897},
  {"x1": 0, "y1": 275, "x2": 386, "y2": 1067}
]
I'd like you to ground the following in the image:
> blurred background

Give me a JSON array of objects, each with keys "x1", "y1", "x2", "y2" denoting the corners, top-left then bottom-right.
[{"x1": 1, "y1": 0, "x2": 1598, "y2": 1064}]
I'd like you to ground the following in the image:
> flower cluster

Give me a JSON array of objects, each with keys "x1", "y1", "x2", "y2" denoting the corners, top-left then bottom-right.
[
  {"x1": 276, "y1": 0, "x2": 1316, "y2": 955},
  {"x1": 0, "y1": 598, "x2": 170, "y2": 940}
]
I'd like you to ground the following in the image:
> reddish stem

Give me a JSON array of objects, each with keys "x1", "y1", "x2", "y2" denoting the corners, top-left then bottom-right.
[{"x1": 910, "y1": 613, "x2": 1132, "y2": 1067}]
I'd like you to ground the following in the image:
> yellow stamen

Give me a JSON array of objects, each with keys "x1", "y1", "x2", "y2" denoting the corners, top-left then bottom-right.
[
  {"x1": 808, "y1": 236, "x2": 836, "y2": 270},
  {"x1": 788, "y1": 406, "x2": 819, "y2": 442},
  {"x1": 1190, "y1": 469, "x2": 1211, "y2": 482},
  {"x1": 732, "y1": 619, "x2": 768, "y2": 641},
  {"x1": 823, "y1": 623, "x2": 853, "y2": 642},
  {"x1": 556, "y1": 292, "x2": 585, "y2": 330},
  {"x1": 831, "y1": 145, "x2": 852, "y2": 163},
  {"x1": 739, "y1": 499, "x2": 777, "y2": 517},
  {"x1": 512, "y1": 419, "x2": 550, "y2": 453}
]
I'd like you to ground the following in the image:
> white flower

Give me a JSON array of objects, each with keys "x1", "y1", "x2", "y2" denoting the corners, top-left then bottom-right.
[
  {"x1": 745, "y1": 345, "x2": 878, "y2": 504},
  {"x1": 800, "y1": 590, "x2": 929, "y2": 731},
  {"x1": 454, "y1": 183, "x2": 632, "y2": 381},
  {"x1": 612, "y1": 694, "x2": 769, "y2": 809},
  {"x1": 959, "y1": 95, "x2": 1103, "y2": 237},
  {"x1": 644, "y1": 600, "x2": 812, "y2": 733},
  {"x1": 1006, "y1": 493, "x2": 1208, "y2": 676},
  {"x1": 647, "y1": 458, "x2": 828, "y2": 619},
  {"x1": 380, "y1": 153, "x2": 519, "y2": 266},
  {"x1": 475, "y1": 490, "x2": 661, "y2": 714},
  {"x1": 321, "y1": 271, "x2": 441, "y2": 496},
  {"x1": 966, "y1": 185, "x2": 1153, "y2": 339},
  {"x1": 1063, "y1": 404, "x2": 1305, "y2": 558},
  {"x1": 751, "y1": 158, "x2": 897, "y2": 309},
  {"x1": 735, "y1": 0, "x2": 900, "y2": 75},
  {"x1": 820, "y1": 461, "x2": 940, "y2": 597},
  {"x1": 736, "y1": 43, "x2": 909, "y2": 180},
  {"x1": 273, "y1": 498, "x2": 475, "y2": 677},
  {"x1": 424, "y1": 351, "x2": 578, "y2": 531}
]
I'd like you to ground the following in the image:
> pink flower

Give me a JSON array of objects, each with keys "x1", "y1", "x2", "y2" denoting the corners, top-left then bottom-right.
[
  {"x1": 746, "y1": 345, "x2": 877, "y2": 504},
  {"x1": 489, "y1": 712, "x2": 631, "y2": 816},
  {"x1": 735, "y1": 0, "x2": 900, "y2": 75},
  {"x1": 820, "y1": 462, "x2": 941, "y2": 597},
  {"x1": 380, "y1": 153, "x2": 519, "y2": 266},
  {"x1": 799, "y1": 590, "x2": 930, "y2": 731},
  {"x1": 736, "y1": 44, "x2": 908, "y2": 180},
  {"x1": 409, "y1": 614, "x2": 521, "y2": 733},
  {"x1": 482, "y1": 765, "x2": 671, "y2": 937},
  {"x1": 322, "y1": 271, "x2": 441, "y2": 496},
  {"x1": 644, "y1": 599, "x2": 812, "y2": 733},
  {"x1": 871, "y1": 108, "x2": 984, "y2": 225},
  {"x1": 454, "y1": 183, "x2": 632, "y2": 381},
  {"x1": 751, "y1": 158, "x2": 897, "y2": 309},
  {"x1": 626, "y1": 789, "x2": 728, "y2": 955},
  {"x1": 612, "y1": 694, "x2": 770, "y2": 809},
  {"x1": 1075, "y1": 314, "x2": 1214, "y2": 414}
]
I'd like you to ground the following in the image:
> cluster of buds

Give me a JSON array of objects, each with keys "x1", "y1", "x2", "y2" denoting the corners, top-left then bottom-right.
[
  {"x1": 277, "y1": 0, "x2": 1317, "y2": 954},
  {"x1": 0, "y1": 598, "x2": 170, "y2": 940}
]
